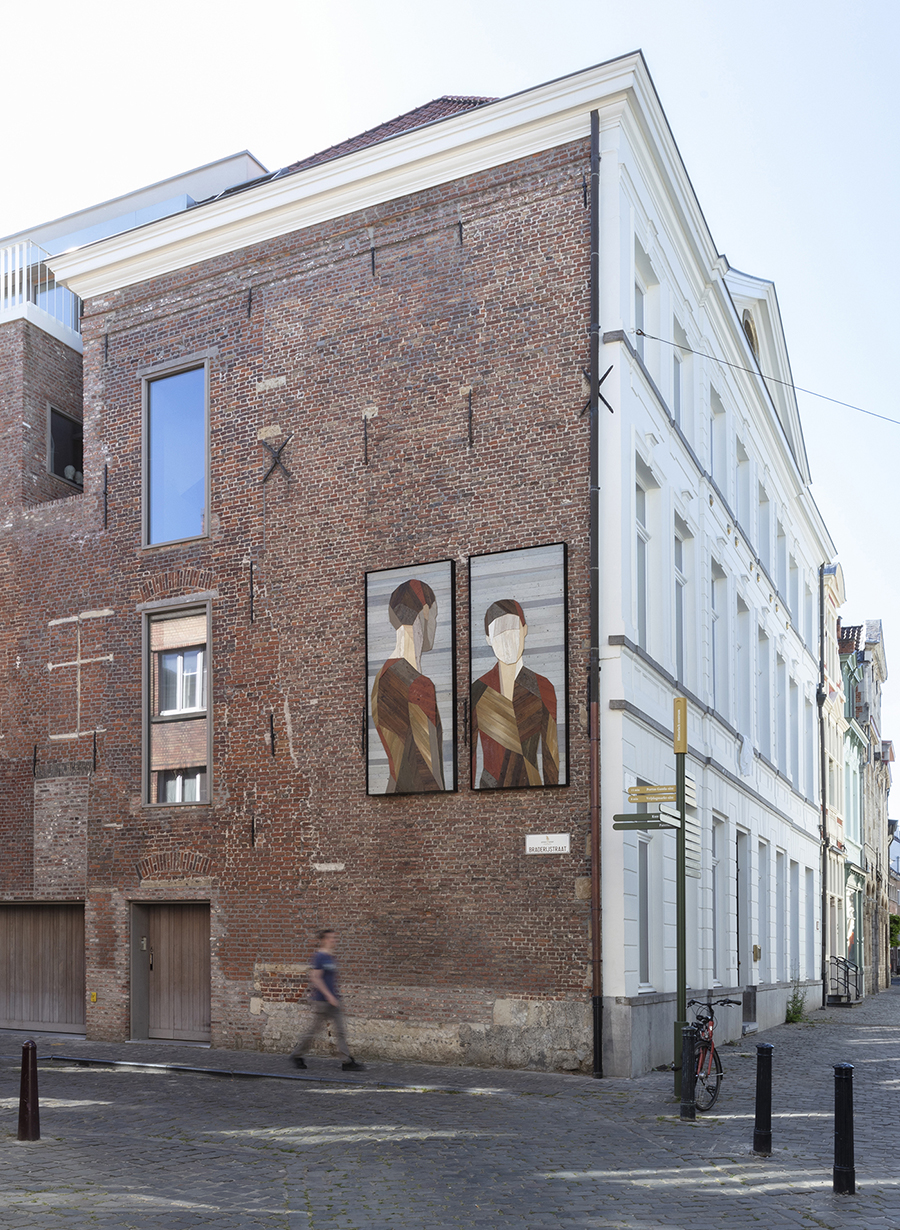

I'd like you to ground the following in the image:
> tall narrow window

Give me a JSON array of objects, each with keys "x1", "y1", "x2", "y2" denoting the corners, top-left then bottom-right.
[
  {"x1": 804, "y1": 582, "x2": 814, "y2": 649},
  {"x1": 674, "y1": 531, "x2": 685, "y2": 682},
  {"x1": 737, "y1": 598, "x2": 751, "y2": 735},
  {"x1": 711, "y1": 819, "x2": 724, "y2": 983},
  {"x1": 638, "y1": 837, "x2": 651, "y2": 985},
  {"x1": 735, "y1": 438, "x2": 750, "y2": 527},
  {"x1": 634, "y1": 283, "x2": 645, "y2": 361},
  {"x1": 636, "y1": 483, "x2": 649, "y2": 650},
  {"x1": 790, "y1": 860, "x2": 800, "y2": 978},
  {"x1": 147, "y1": 608, "x2": 209, "y2": 804},
  {"x1": 757, "y1": 627, "x2": 771, "y2": 760},
  {"x1": 776, "y1": 654, "x2": 787, "y2": 770},
  {"x1": 710, "y1": 389, "x2": 725, "y2": 485},
  {"x1": 711, "y1": 562, "x2": 726, "y2": 715},
  {"x1": 672, "y1": 352, "x2": 682, "y2": 427},
  {"x1": 758, "y1": 484, "x2": 771, "y2": 572},
  {"x1": 789, "y1": 557, "x2": 799, "y2": 621},
  {"x1": 776, "y1": 522, "x2": 787, "y2": 597},
  {"x1": 776, "y1": 850, "x2": 786, "y2": 982},
  {"x1": 805, "y1": 867, "x2": 816, "y2": 978},
  {"x1": 790, "y1": 679, "x2": 800, "y2": 787},
  {"x1": 146, "y1": 366, "x2": 207, "y2": 545},
  {"x1": 805, "y1": 698, "x2": 815, "y2": 800},
  {"x1": 758, "y1": 841, "x2": 770, "y2": 982}
]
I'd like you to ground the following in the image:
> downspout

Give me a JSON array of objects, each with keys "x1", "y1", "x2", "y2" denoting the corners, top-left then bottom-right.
[
  {"x1": 588, "y1": 109, "x2": 603, "y2": 1078},
  {"x1": 818, "y1": 564, "x2": 829, "y2": 1009}
]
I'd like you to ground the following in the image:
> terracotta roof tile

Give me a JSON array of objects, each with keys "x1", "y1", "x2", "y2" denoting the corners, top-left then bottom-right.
[{"x1": 285, "y1": 96, "x2": 497, "y2": 174}]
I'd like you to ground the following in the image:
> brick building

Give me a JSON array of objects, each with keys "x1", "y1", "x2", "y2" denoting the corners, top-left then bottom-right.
[{"x1": 0, "y1": 53, "x2": 869, "y2": 1075}]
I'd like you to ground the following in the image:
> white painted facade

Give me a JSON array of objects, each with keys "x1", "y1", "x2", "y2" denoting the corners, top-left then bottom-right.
[{"x1": 591, "y1": 75, "x2": 835, "y2": 1075}]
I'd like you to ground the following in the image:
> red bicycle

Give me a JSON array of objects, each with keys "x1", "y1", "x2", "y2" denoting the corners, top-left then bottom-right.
[{"x1": 688, "y1": 997, "x2": 741, "y2": 1110}]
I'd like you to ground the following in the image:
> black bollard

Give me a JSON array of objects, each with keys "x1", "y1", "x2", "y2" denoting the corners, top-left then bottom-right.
[
  {"x1": 833, "y1": 1062, "x2": 855, "y2": 1195},
  {"x1": 752, "y1": 1042, "x2": 774, "y2": 1155},
  {"x1": 17, "y1": 1039, "x2": 40, "y2": 1142},
  {"x1": 680, "y1": 1023, "x2": 696, "y2": 1121}
]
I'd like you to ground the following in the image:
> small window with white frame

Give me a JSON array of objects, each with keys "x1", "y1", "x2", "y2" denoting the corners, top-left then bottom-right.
[
  {"x1": 47, "y1": 405, "x2": 83, "y2": 487},
  {"x1": 146, "y1": 605, "x2": 210, "y2": 804}
]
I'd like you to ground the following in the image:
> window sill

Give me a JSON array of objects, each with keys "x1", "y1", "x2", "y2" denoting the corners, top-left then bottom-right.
[{"x1": 142, "y1": 534, "x2": 210, "y2": 551}]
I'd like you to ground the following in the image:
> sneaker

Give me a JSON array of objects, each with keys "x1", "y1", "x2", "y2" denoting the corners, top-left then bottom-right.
[
  {"x1": 290, "y1": 1056, "x2": 307, "y2": 1069},
  {"x1": 341, "y1": 1059, "x2": 365, "y2": 1071}
]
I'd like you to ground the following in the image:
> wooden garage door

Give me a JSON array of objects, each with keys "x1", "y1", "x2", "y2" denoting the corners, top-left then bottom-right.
[
  {"x1": 0, "y1": 904, "x2": 85, "y2": 1031},
  {"x1": 148, "y1": 904, "x2": 210, "y2": 1041}
]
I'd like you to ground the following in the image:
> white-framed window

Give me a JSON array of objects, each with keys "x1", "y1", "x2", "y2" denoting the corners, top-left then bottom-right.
[
  {"x1": 146, "y1": 606, "x2": 210, "y2": 805},
  {"x1": 757, "y1": 627, "x2": 771, "y2": 760},
  {"x1": 711, "y1": 817, "x2": 725, "y2": 984},
  {"x1": 636, "y1": 482, "x2": 649, "y2": 651},
  {"x1": 776, "y1": 521, "x2": 787, "y2": 597},
  {"x1": 789, "y1": 556, "x2": 799, "y2": 621},
  {"x1": 805, "y1": 698, "x2": 816, "y2": 800},
  {"x1": 711, "y1": 561, "x2": 727, "y2": 715},
  {"x1": 758, "y1": 484, "x2": 771, "y2": 573},
  {"x1": 790, "y1": 678, "x2": 800, "y2": 787},
  {"x1": 674, "y1": 530, "x2": 686, "y2": 682},
  {"x1": 144, "y1": 363, "x2": 209, "y2": 547},
  {"x1": 776, "y1": 850, "x2": 786, "y2": 982},
  {"x1": 158, "y1": 646, "x2": 206, "y2": 715},
  {"x1": 758, "y1": 840, "x2": 770, "y2": 982},
  {"x1": 709, "y1": 388, "x2": 726, "y2": 485},
  {"x1": 776, "y1": 654, "x2": 787, "y2": 770},
  {"x1": 735, "y1": 437, "x2": 750, "y2": 527},
  {"x1": 638, "y1": 836, "x2": 651, "y2": 986},
  {"x1": 159, "y1": 768, "x2": 206, "y2": 804},
  {"x1": 736, "y1": 597, "x2": 752, "y2": 735},
  {"x1": 635, "y1": 281, "x2": 645, "y2": 362},
  {"x1": 672, "y1": 351, "x2": 682, "y2": 426}
]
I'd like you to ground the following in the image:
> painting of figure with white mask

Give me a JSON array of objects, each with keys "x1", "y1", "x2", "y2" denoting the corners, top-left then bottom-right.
[{"x1": 469, "y1": 544, "x2": 567, "y2": 790}]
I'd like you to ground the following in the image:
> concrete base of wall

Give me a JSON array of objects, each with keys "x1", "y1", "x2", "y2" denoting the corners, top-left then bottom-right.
[
  {"x1": 602, "y1": 981, "x2": 822, "y2": 1076},
  {"x1": 250, "y1": 995, "x2": 593, "y2": 1072}
]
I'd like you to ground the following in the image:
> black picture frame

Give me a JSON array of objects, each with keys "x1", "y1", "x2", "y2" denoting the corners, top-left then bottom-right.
[{"x1": 468, "y1": 542, "x2": 569, "y2": 790}]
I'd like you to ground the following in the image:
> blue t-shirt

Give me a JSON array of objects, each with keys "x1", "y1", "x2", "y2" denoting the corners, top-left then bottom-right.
[{"x1": 310, "y1": 950, "x2": 339, "y2": 1001}]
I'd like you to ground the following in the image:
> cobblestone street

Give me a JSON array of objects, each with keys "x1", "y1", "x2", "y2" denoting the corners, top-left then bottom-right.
[{"x1": 1, "y1": 987, "x2": 899, "y2": 1229}]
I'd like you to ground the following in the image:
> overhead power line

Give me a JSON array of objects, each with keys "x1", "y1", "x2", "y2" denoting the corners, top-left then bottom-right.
[{"x1": 635, "y1": 330, "x2": 900, "y2": 428}]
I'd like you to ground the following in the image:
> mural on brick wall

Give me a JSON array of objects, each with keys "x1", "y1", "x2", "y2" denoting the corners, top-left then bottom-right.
[
  {"x1": 366, "y1": 560, "x2": 456, "y2": 794},
  {"x1": 469, "y1": 543, "x2": 567, "y2": 790}
]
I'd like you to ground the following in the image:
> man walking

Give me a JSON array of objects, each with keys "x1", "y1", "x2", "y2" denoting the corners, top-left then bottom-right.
[{"x1": 290, "y1": 929, "x2": 365, "y2": 1071}]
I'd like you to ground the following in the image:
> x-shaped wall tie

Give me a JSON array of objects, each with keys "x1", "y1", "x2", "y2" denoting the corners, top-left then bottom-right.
[{"x1": 261, "y1": 433, "x2": 294, "y2": 484}]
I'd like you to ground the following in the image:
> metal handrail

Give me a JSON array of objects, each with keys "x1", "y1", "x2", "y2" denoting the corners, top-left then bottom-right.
[
  {"x1": 828, "y1": 955, "x2": 861, "y2": 1000},
  {"x1": 0, "y1": 241, "x2": 81, "y2": 333}
]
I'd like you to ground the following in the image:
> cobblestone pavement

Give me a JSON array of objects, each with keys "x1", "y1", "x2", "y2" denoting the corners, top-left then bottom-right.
[{"x1": 1, "y1": 988, "x2": 899, "y2": 1229}]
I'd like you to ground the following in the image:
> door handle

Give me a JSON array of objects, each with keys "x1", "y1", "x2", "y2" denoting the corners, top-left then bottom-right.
[{"x1": 149, "y1": 948, "x2": 153, "y2": 971}]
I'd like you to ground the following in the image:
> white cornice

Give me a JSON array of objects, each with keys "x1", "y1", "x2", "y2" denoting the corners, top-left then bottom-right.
[{"x1": 50, "y1": 56, "x2": 654, "y2": 299}]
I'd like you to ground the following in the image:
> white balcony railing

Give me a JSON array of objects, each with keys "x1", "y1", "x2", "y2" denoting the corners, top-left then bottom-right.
[{"x1": 1, "y1": 241, "x2": 81, "y2": 334}]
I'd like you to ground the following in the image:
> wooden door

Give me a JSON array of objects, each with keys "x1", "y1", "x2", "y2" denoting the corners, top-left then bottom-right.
[
  {"x1": 0, "y1": 904, "x2": 85, "y2": 1031},
  {"x1": 147, "y1": 904, "x2": 210, "y2": 1041}
]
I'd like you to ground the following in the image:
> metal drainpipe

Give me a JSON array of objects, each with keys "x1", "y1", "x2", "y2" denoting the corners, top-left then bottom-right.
[
  {"x1": 818, "y1": 564, "x2": 829, "y2": 1009},
  {"x1": 588, "y1": 108, "x2": 603, "y2": 1077}
]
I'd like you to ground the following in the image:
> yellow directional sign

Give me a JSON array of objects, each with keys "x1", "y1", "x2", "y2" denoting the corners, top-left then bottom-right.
[{"x1": 628, "y1": 785, "x2": 676, "y2": 801}]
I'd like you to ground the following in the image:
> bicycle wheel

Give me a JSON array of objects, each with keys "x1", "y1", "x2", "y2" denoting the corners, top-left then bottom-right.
[{"x1": 693, "y1": 1045, "x2": 723, "y2": 1111}]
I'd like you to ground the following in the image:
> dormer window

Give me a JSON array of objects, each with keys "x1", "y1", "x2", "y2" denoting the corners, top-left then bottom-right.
[{"x1": 742, "y1": 309, "x2": 759, "y2": 358}]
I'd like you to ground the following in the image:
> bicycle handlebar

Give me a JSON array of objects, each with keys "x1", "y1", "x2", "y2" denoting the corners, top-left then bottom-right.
[{"x1": 687, "y1": 997, "x2": 742, "y2": 1008}]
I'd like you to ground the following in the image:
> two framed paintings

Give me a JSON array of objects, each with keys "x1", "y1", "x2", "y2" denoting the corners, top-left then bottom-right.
[{"x1": 365, "y1": 543, "x2": 568, "y2": 795}]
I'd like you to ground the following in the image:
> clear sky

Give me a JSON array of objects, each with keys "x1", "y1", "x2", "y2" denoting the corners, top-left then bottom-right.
[{"x1": 5, "y1": 0, "x2": 899, "y2": 745}]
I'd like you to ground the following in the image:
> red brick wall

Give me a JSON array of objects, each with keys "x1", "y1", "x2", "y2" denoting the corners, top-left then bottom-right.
[{"x1": 1, "y1": 140, "x2": 596, "y2": 1062}]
